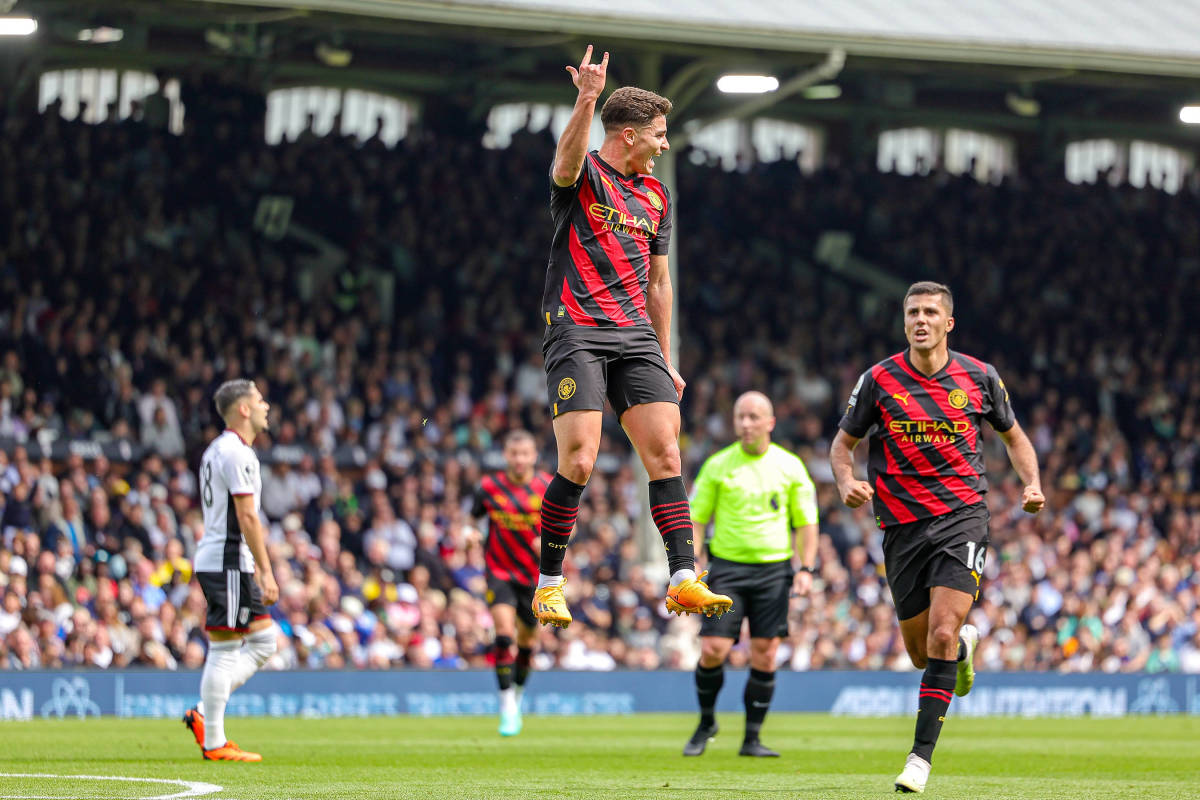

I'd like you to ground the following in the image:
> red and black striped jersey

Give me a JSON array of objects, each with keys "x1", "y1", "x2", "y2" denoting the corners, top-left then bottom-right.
[
  {"x1": 838, "y1": 349, "x2": 1016, "y2": 528},
  {"x1": 541, "y1": 151, "x2": 673, "y2": 327},
  {"x1": 471, "y1": 470, "x2": 552, "y2": 586}
]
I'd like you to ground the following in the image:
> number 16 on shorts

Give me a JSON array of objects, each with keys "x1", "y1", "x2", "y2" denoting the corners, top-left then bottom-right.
[{"x1": 964, "y1": 541, "x2": 988, "y2": 596}]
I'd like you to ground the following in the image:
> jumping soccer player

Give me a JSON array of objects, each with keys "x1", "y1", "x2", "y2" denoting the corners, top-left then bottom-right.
[{"x1": 533, "y1": 45, "x2": 731, "y2": 628}]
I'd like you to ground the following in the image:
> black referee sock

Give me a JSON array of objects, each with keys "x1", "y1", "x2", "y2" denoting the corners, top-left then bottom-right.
[
  {"x1": 538, "y1": 473, "x2": 585, "y2": 577},
  {"x1": 493, "y1": 635, "x2": 514, "y2": 691},
  {"x1": 743, "y1": 668, "x2": 775, "y2": 742},
  {"x1": 695, "y1": 663, "x2": 724, "y2": 728},
  {"x1": 649, "y1": 476, "x2": 695, "y2": 577},
  {"x1": 515, "y1": 646, "x2": 533, "y2": 687},
  {"x1": 912, "y1": 657, "x2": 957, "y2": 763}
]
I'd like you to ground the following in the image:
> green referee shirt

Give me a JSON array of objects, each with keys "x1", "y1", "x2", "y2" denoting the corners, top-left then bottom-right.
[{"x1": 689, "y1": 442, "x2": 819, "y2": 564}]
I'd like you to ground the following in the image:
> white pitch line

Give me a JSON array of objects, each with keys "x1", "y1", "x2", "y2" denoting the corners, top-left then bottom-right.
[{"x1": 0, "y1": 773, "x2": 223, "y2": 800}]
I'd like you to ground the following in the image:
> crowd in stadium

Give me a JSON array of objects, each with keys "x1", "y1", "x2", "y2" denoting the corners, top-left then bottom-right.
[{"x1": 1, "y1": 73, "x2": 1199, "y2": 676}]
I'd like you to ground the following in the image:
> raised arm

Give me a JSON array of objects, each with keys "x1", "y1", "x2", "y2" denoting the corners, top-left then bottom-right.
[
  {"x1": 551, "y1": 45, "x2": 609, "y2": 187},
  {"x1": 995, "y1": 421, "x2": 1045, "y2": 513}
]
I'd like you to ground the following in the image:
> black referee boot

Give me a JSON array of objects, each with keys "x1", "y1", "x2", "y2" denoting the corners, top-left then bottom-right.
[
  {"x1": 739, "y1": 738, "x2": 780, "y2": 757},
  {"x1": 683, "y1": 722, "x2": 718, "y2": 756}
]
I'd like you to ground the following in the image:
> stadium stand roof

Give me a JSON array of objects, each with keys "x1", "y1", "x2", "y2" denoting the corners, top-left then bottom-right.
[
  {"x1": 11, "y1": 0, "x2": 1200, "y2": 148},
  {"x1": 203, "y1": 0, "x2": 1200, "y2": 76}
]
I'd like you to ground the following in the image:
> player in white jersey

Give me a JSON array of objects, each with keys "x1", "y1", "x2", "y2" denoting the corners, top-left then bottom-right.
[{"x1": 182, "y1": 379, "x2": 279, "y2": 762}]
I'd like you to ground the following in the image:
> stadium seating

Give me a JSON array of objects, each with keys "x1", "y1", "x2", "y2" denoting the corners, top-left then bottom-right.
[{"x1": 0, "y1": 80, "x2": 1197, "y2": 674}]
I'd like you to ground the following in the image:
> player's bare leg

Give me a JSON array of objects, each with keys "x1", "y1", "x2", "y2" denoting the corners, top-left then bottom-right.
[
  {"x1": 532, "y1": 411, "x2": 602, "y2": 627},
  {"x1": 895, "y1": 588, "x2": 974, "y2": 792},
  {"x1": 622, "y1": 402, "x2": 731, "y2": 617}
]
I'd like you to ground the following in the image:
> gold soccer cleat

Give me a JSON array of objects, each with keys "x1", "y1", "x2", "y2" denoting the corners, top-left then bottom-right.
[
  {"x1": 665, "y1": 571, "x2": 732, "y2": 618},
  {"x1": 532, "y1": 580, "x2": 572, "y2": 628}
]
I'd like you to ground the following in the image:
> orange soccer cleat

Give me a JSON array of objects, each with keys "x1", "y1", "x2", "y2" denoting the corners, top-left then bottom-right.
[
  {"x1": 665, "y1": 571, "x2": 733, "y2": 617},
  {"x1": 202, "y1": 740, "x2": 263, "y2": 762},
  {"x1": 182, "y1": 705, "x2": 205, "y2": 749}
]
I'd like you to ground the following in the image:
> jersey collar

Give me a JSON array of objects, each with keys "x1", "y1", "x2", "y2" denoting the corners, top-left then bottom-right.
[
  {"x1": 903, "y1": 348, "x2": 954, "y2": 381},
  {"x1": 224, "y1": 428, "x2": 252, "y2": 447},
  {"x1": 590, "y1": 150, "x2": 639, "y2": 184}
]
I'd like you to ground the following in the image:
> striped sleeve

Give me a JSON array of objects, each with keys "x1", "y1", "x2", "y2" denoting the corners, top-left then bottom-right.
[
  {"x1": 650, "y1": 184, "x2": 672, "y2": 255},
  {"x1": 838, "y1": 369, "x2": 879, "y2": 438},
  {"x1": 983, "y1": 363, "x2": 1016, "y2": 432}
]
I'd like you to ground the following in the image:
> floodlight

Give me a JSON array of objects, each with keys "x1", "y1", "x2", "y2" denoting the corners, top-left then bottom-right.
[{"x1": 717, "y1": 75, "x2": 779, "y2": 94}]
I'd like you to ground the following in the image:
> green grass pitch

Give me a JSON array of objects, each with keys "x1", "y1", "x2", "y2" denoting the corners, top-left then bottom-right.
[{"x1": 1, "y1": 714, "x2": 1197, "y2": 799}]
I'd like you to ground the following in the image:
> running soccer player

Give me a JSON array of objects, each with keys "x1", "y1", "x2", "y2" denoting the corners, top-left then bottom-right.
[
  {"x1": 182, "y1": 380, "x2": 279, "y2": 762},
  {"x1": 684, "y1": 391, "x2": 819, "y2": 758},
  {"x1": 532, "y1": 45, "x2": 731, "y2": 627},
  {"x1": 830, "y1": 282, "x2": 1045, "y2": 793},
  {"x1": 472, "y1": 429, "x2": 552, "y2": 736}
]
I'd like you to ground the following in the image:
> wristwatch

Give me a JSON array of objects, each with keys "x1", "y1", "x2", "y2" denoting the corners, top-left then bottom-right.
[{"x1": 797, "y1": 565, "x2": 816, "y2": 574}]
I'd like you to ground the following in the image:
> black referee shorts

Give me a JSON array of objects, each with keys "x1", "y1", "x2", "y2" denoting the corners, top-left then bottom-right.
[
  {"x1": 883, "y1": 502, "x2": 990, "y2": 621},
  {"x1": 542, "y1": 323, "x2": 677, "y2": 418},
  {"x1": 698, "y1": 556, "x2": 792, "y2": 640}
]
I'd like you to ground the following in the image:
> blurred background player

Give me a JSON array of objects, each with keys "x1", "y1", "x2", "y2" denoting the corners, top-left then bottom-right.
[
  {"x1": 831, "y1": 282, "x2": 1045, "y2": 793},
  {"x1": 182, "y1": 380, "x2": 279, "y2": 762},
  {"x1": 472, "y1": 429, "x2": 551, "y2": 736},
  {"x1": 532, "y1": 45, "x2": 731, "y2": 629},
  {"x1": 683, "y1": 391, "x2": 819, "y2": 758}
]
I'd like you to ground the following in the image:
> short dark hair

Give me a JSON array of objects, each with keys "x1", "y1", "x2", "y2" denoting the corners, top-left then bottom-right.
[
  {"x1": 502, "y1": 429, "x2": 535, "y2": 448},
  {"x1": 600, "y1": 87, "x2": 673, "y2": 133},
  {"x1": 213, "y1": 379, "x2": 255, "y2": 420},
  {"x1": 904, "y1": 281, "x2": 954, "y2": 315}
]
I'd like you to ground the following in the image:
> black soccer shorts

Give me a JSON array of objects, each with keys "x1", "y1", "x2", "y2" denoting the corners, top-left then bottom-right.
[
  {"x1": 486, "y1": 573, "x2": 537, "y2": 629},
  {"x1": 698, "y1": 556, "x2": 792, "y2": 640},
  {"x1": 882, "y1": 502, "x2": 990, "y2": 621},
  {"x1": 542, "y1": 323, "x2": 678, "y2": 418},
  {"x1": 197, "y1": 569, "x2": 270, "y2": 632}
]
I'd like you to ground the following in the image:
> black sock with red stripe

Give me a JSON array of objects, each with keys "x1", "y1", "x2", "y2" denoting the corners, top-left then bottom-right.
[
  {"x1": 912, "y1": 657, "x2": 957, "y2": 762},
  {"x1": 649, "y1": 476, "x2": 695, "y2": 576},
  {"x1": 493, "y1": 635, "x2": 514, "y2": 691},
  {"x1": 515, "y1": 646, "x2": 533, "y2": 687},
  {"x1": 538, "y1": 473, "x2": 585, "y2": 577}
]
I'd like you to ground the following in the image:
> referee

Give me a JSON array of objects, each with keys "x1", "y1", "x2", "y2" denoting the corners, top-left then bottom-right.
[{"x1": 683, "y1": 391, "x2": 819, "y2": 757}]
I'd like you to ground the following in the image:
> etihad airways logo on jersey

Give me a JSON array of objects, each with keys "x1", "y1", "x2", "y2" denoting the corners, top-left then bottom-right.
[
  {"x1": 588, "y1": 203, "x2": 658, "y2": 238},
  {"x1": 888, "y1": 419, "x2": 970, "y2": 444},
  {"x1": 489, "y1": 509, "x2": 539, "y2": 529}
]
